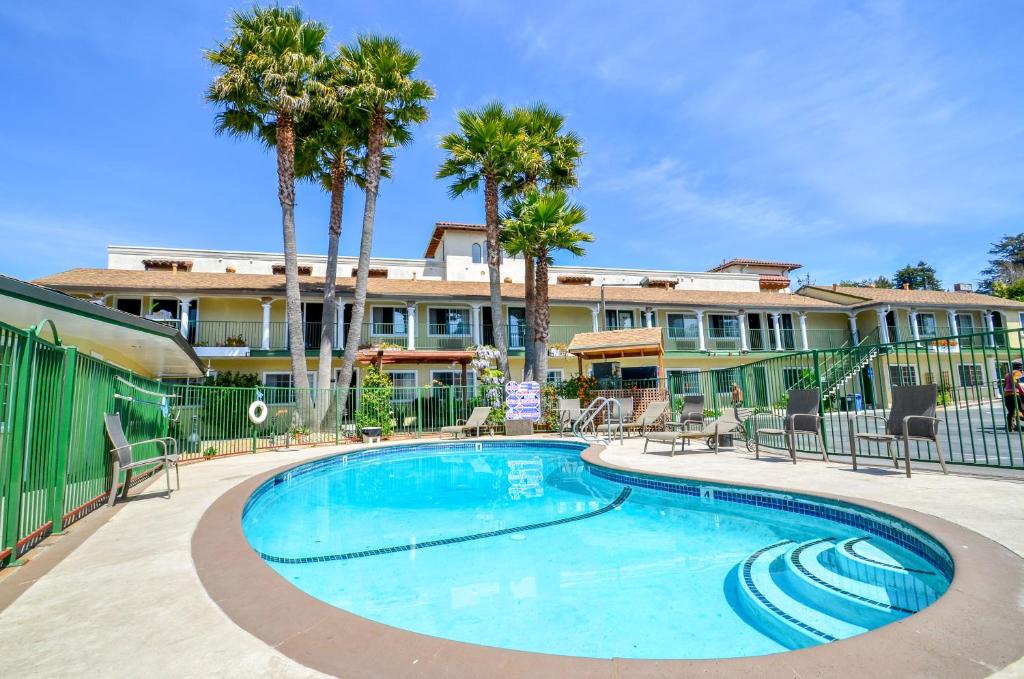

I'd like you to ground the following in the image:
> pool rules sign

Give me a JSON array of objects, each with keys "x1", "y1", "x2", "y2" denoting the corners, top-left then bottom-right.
[{"x1": 505, "y1": 381, "x2": 541, "y2": 422}]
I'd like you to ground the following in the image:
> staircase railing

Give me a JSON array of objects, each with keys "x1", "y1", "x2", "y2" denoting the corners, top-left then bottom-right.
[{"x1": 572, "y1": 397, "x2": 624, "y2": 444}]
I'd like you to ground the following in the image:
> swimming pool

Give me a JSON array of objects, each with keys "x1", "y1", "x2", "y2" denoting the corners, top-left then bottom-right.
[{"x1": 241, "y1": 441, "x2": 951, "y2": 660}]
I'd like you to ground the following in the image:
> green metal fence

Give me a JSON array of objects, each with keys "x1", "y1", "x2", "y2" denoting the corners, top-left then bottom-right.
[
  {"x1": 658, "y1": 328, "x2": 1024, "y2": 469},
  {"x1": 0, "y1": 320, "x2": 170, "y2": 566}
]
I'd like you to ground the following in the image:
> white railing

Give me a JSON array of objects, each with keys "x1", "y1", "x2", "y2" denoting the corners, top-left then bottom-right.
[{"x1": 572, "y1": 397, "x2": 624, "y2": 444}]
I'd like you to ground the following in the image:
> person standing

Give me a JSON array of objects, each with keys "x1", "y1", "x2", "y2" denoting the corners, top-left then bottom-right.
[
  {"x1": 730, "y1": 382, "x2": 744, "y2": 407},
  {"x1": 1002, "y1": 360, "x2": 1024, "y2": 432}
]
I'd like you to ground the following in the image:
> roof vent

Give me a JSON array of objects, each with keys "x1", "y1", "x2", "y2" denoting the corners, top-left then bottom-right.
[
  {"x1": 143, "y1": 259, "x2": 192, "y2": 272},
  {"x1": 272, "y1": 264, "x2": 313, "y2": 276},
  {"x1": 557, "y1": 275, "x2": 594, "y2": 285},
  {"x1": 902, "y1": 283, "x2": 911, "y2": 290},
  {"x1": 954, "y1": 282, "x2": 974, "y2": 292},
  {"x1": 368, "y1": 268, "x2": 388, "y2": 278}
]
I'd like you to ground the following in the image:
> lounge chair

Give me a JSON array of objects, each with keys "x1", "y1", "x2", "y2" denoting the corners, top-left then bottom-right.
[
  {"x1": 848, "y1": 385, "x2": 946, "y2": 478},
  {"x1": 644, "y1": 408, "x2": 753, "y2": 456},
  {"x1": 609, "y1": 397, "x2": 633, "y2": 424},
  {"x1": 673, "y1": 395, "x2": 705, "y2": 430},
  {"x1": 440, "y1": 406, "x2": 491, "y2": 439},
  {"x1": 617, "y1": 400, "x2": 670, "y2": 436},
  {"x1": 104, "y1": 412, "x2": 179, "y2": 507},
  {"x1": 557, "y1": 398, "x2": 584, "y2": 436},
  {"x1": 753, "y1": 389, "x2": 827, "y2": 464}
]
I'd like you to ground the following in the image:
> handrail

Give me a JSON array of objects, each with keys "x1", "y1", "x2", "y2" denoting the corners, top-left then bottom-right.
[{"x1": 572, "y1": 397, "x2": 624, "y2": 444}]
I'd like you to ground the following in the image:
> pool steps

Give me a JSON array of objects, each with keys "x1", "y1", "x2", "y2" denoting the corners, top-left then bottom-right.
[{"x1": 736, "y1": 536, "x2": 940, "y2": 649}]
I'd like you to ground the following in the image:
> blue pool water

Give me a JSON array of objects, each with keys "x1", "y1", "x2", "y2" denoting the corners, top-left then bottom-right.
[{"x1": 242, "y1": 441, "x2": 951, "y2": 659}]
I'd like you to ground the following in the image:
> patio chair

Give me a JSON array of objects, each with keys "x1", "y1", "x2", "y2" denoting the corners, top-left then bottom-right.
[
  {"x1": 557, "y1": 398, "x2": 584, "y2": 436},
  {"x1": 644, "y1": 407, "x2": 753, "y2": 457},
  {"x1": 440, "y1": 406, "x2": 492, "y2": 439},
  {"x1": 672, "y1": 395, "x2": 705, "y2": 431},
  {"x1": 848, "y1": 385, "x2": 947, "y2": 478},
  {"x1": 753, "y1": 389, "x2": 827, "y2": 464},
  {"x1": 617, "y1": 400, "x2": 670, "y2": 437},
  {"x1": 104, "y1": 412, "x2": 179, "y2": 507}
]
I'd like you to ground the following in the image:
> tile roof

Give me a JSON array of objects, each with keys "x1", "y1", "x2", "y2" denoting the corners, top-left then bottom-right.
[
  {"x1": 802, "y1": 285, "x2": 1024, "y2": 309},
  {"x1": 568, "y1": 327, "x2": 663, "y2": 352},
  {"x1": 709, "y1": 258, "x2": 803, "y2": 272},
  {"x1": 34, "y1": 268, "x2": 847, "y2": 310},
  {"x1": 424, "y1": 222, "x2": 487, "y2": 258}
]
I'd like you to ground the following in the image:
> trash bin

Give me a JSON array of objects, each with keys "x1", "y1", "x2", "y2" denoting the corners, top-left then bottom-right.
[{"x1": 853, "y1": 393, "x2": 863, "y2": 411}]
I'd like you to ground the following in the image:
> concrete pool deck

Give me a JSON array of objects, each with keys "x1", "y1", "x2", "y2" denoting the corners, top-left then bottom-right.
[{"x1": 1, "y1": 437, "x2": 1023, "y2": 677}]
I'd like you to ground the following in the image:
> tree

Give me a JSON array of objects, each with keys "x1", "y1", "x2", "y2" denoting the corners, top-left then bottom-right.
[
  {"x1": 837, "y1": 276, "x2": 893, "y2": 289},
  {"x1": 333, "y1": 35, "x2": 434, "y2": 415},
  {"x1": 206, "y1": 6, "x2": 328, "y2": 395},
  {"x1": 892, "y1": 261, "x2": 942, "y2": 291},
  {"x1": 503, "y1": 190, "x2": 592, "y2": 382},
  {"x1": 437, "y1": 103, "x2": 524, "y2": 376},
  {"x1": 291, "y1": 53, "x2": 397, "y2": 423},
  {"x1": 505, "y1": 105, "x2": 583, "y2": 380},
  {"x1": 979, "y1": 233, "x2": 1024, "y2": 293}
]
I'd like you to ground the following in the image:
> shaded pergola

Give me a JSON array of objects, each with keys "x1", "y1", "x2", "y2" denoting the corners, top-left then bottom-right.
[
  {"x1": 356, "y1": 349, "x2": 475, "y2": 402},
  {"x1": 566, "y1": 327, "x2": 665, "y2": 381}
]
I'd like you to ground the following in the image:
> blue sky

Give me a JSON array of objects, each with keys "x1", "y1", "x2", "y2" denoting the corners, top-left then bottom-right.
[{"x1": 1, "y1": 1, "x2": 1021, "y2": 286}]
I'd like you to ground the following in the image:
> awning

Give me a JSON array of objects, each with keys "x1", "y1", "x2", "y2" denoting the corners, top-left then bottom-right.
[
  {"x1": 567, "y1": 327, "x2": 663, "y2": 360},
  {"x1": 1, "y1": 275, "x2": 204, "y2": 378}
]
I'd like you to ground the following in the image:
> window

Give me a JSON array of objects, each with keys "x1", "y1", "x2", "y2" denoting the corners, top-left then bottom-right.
[
  {"x1": 888, "y1": 365, "x2": 918, "y2": 387},
  {"x1": 957, "y1": 364, "x2": 983, "y2": 388},
  {"x1": 782, "y1": 367, "x2": 806, "y2": 390},
  {"x1": 387, "y1": 370, "x2": 417, "y2": 402},
  {"x1": 666, "y1": 313, "x2": 699, "y2": 339},
  {"x1": 371, "y1": 307, "x2": 408, "y2": 336},
  {"x1": 508, "y1": 307, "x2": 526, "y2": 349},
  {"x1": 915, "y1": 313, "x2": 938, "y2": 338},
  {"x1": 115, "y1": 298, "x2": 143, "y2": 316},
  {"x1": 712, "y1": 368, "x2": 740, "y2": 394},
  {"x1": 956, "y1": 313, "x2": 975, "y2": 335},
  {"x1": 428, "y1": 308, "x2": 470, "y2": 335},
  {"x1": 262, "y1": 372, "x2": 317, "y2": 404},
  {"x1": 546, "y1": 369, "x2": 563, "y2": 384},
  {"x1": 667, "y1": 368, "x2": 700, "y2": 395},
  {"x1": 471, "y1": 242, "x2": 483, "y2": 264},
  {"x1": 707, "y1": 314, "x2": 741, "y2": 338},
  {"x1": 605, "y1": 309, "x2": 635, "y2": 330},
  {"x1": 431, "y1": 369, "x2": 476, "y2": 395}
]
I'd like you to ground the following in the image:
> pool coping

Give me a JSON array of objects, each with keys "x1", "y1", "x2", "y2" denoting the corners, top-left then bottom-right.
[{"x1": 191, "y1": 439, "x2": 1024, "y2": 678}]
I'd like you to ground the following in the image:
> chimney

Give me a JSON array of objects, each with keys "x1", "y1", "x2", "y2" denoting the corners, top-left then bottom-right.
[
  {"x1": 954, "y1": 282, "x2": 974, "y2": 293},
  {"x1": 832, "y1": 283, "x2": 837, "y2": 291},
  {"x1": 902, "y1": 283, "x2": 910, "y2": 290}
]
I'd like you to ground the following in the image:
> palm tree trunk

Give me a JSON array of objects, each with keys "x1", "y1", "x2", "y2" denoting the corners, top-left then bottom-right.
[
  {"x1": 337, "y1": 113, "x2": 385, "y2": 416},
  {"x1": 315, "y1": 152, "x2": 346, "y2": 425},
  {"x1": 534, "y1": 252, "x2": 551, "y2": 384},
  {"x1": 484, "y1": 172, "x2": 509, "y2": 376},
  {"x1": 522, "y1": 254, "x2": 536, "y2": 380},
  {"x1": 276, "y1": 112, "x2": 312, "y2": 406}
]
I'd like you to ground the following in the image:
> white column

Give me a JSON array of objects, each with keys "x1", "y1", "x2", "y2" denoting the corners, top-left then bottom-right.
[
  {"x1": 738, "y1": 312, "x2": 749, "y2": 352},
  {"x1": 771, "y1": 312, "x2": 783, "y2": 351},
  {"x1": 947, "y1": 310, "x2": 959, "y2": 337},
  {"x1": 645, "y1": 307, "x2": 654, "y2": 328},
  {"x1": 406, "y1": 303, "x2": 416, "y2": 350},
  {"x1": 799, "y1": 313, "x2": 809, "y2": 351},
  {"x1": 848, "y1": 313, "x2": 860, "y2": 345},
  {"x1": 909, "y1": 309, "x2": 921, "y2": 341},
  {"x1": 590, "y1": 305, "x2": 600, "y2": 333},
  {"x1": 984, "y1": 311, "x2": 995, "y2": 347},
  {"x1": 877, "y1": 308, "x2": 891, "y2": 344},
  {"x1": 261, "y1": 298, "x2": 272, "y2": 350},
  {"x1": 334, "y1": 299, "x2": 343, "y2": 345},
  {"x1": 470, "y1": 303, "x2": 482, "y2": 345},
  {"x1": 177, "y1": 297, "x2": 194, "y2": 339},
  {"x1": 696, "y1": 310, "x2": 706, "y2": 351}
]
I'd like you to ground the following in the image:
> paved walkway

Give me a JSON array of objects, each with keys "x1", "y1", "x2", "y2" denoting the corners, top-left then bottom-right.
[{"x1": 0, "y1": 438, "x2": 1022, "y2": 678}]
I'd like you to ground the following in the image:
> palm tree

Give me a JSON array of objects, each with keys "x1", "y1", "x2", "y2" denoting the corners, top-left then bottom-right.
[
  {"x1": 505, "y1": 105, "x2": 583, "y2": 380},
  {"x1": 206, "y1": 6, "x2": 328, "y2": 395},
  {"x1": 437, "y1": 103, "x2": 525, "y2": 376},
  {"x1": 333, "y1": 35, "x2": 434, "y2": 413},
  {"x1": 505, "y1": 191, "x2": 592, "y2": 382}
]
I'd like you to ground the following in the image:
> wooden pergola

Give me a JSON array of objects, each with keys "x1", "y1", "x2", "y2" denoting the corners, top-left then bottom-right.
[
  {"x1": 566, "y1": 327, "x2": 665, "y2": 380},
  {"x1": 355, "y1": 349, "x2": 475, "y2": 402}
]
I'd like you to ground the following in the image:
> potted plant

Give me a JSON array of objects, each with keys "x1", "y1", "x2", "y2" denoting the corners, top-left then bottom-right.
[{"x1": 203, "y1": 446, "x2": 218, "y2": 460}]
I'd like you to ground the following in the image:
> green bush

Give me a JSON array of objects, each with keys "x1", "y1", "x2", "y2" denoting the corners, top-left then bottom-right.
[{"x1": 355, "y1": 366, "x2": 395, "y2": 436}]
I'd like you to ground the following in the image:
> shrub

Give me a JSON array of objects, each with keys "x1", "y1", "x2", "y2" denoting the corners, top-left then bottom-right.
[
  {"x1": 355, "y1": 365, "x2": 395, "y2": 436},
  {"x1": 203, "y1": 446, "x2": 218, "y2": 459}
]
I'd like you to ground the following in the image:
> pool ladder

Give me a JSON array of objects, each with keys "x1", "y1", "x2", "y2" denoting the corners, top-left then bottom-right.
[{"x1": 572, "y1": 397, "x2": 624, "y2": 444}]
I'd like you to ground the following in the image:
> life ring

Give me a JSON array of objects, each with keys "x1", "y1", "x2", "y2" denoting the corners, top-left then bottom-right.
[{"x1": 248, "y1": 400, "x2": 268, "y2": 425}]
